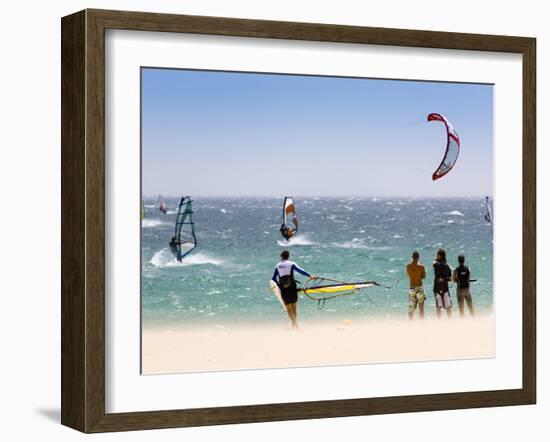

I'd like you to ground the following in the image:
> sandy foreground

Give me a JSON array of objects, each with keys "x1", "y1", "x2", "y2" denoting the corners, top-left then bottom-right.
[{"x1": 142, "y1": 314, "x2": 494, "y2": 374}]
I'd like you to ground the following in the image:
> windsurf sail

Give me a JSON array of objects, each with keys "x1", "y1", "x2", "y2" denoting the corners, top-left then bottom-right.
[
  {"x1": 280, "y1": 196, "x2": 298, "y2": 240},
  {"x1": 428, "y1": 113, "x2": 460, "y2": 181},
  {"x1": 169, "y1": 196, "x2": 197, "y2": 262},
  {"x1": 158, "y1": 195, "x2": 167, "y2": 214},
  {"x1": 141, "y1": 200, "x2": 145, "y2": 219},
  {"x1": 484, "y1": 196, "x2": 493, "y2": 223},
  {"x1": 299, "y1": 277, "x2": 393, "y2": 309}
]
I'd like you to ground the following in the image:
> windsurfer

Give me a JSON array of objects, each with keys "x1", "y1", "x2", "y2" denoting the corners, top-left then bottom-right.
[
  {"x1": 169, "y1": 196, "x2": 197, "y2": 262},
  {"x1": 271, "y1": 250, "x2": 317, "y2": 328},
  {"x1": 280, "y1": 197, "x2": 298, "y2": 240},
  {"x1": 484, "y1": 196, "x2": 492, "y2": 223},
  {"x1": 280, "y1": 224, "x2": 296, "y2": 240},
  {"x1": 169, "y1": 236, "x2": 178, "y2": 258}
]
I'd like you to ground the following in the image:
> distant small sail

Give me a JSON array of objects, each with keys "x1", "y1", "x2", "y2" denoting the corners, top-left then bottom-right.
[
  {"x1": 169, "y1": 196, "x2": 197, "y2": 262},
  {"x1": 158, "y1": 195, "x2": 167, "y2": 214},
  {"x1": 280, "y1": 197, "x2": 298, "y2": 240},
  {"x1": 484, "y1": 196, "x2": 493, "y2": 223}
]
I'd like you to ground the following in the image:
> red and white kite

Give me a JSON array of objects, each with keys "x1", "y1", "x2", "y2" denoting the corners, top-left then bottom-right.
[{"x1": 428, "y1": 113, "x2": 461, "y2": 181}]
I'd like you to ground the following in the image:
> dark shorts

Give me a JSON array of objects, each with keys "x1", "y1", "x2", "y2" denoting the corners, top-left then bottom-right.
[{"x1": 280, "y1": 284, "x2": 298, "y2": 305}]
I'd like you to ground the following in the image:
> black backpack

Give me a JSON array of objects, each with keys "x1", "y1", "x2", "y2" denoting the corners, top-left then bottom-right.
[{"x1": 279, "y1": 275, "x2": 295, "y2": 289}]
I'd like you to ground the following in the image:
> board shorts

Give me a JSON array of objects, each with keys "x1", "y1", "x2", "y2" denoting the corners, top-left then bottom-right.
[
  {"x1": 408, "y1": 287, "x2": 426, "y2": 313},
  {"x1": 434, "y1": 291, "x2": 452, "y2": 309},
  {"x1": 280, "y1": 283, "x2": 298, "y2": 305}
]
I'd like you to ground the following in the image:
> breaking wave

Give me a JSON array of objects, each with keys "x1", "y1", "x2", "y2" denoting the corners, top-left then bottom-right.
[
  {"x1": 142, "y1": 219, "x2": 170, "y2": 228},
  {"x1": 277, "y1": 235, "x2": 315, "y2": 246},
  {"x1": 150, "y1": 248, "x2": 225, "y2": 267},
  {"x1": 331, "y1": 239, "x2": 392, "y2": 250}
]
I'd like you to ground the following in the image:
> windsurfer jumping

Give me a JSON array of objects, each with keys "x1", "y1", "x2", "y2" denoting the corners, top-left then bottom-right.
[
  {"x1": 280, "y1": 217, "x2": 298, "y2": 240},
  {"x1": 280, "y1": 197, "x2": 298, "y2": 240}
]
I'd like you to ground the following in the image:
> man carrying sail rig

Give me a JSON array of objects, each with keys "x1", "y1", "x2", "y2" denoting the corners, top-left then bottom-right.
[{"x1": 271, "y1": 250, "x2": 317, "y2": 329}]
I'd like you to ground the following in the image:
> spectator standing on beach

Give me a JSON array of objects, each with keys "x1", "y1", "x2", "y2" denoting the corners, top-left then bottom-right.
[
  {"x1": 433, "y1": 248, "x2": 452, "y2": 318},
  {"x1": 406, "y1": 251, "x2": 426, "y2": 320},
  {"x1": 452, "y1": 254, "x2": 475, "y2": 317}
]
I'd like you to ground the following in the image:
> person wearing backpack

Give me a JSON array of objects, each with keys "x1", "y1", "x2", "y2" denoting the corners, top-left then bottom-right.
[
  {"x1": 271, "y1": 250, "x2": 317, "y2": 328},
  {"x1": 452, "y1": 254, "x2": 475, "y2": 317}
]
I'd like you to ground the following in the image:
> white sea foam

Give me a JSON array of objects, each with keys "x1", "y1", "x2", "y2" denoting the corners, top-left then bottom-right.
[
  {"x1": 447, "y1": 220, "x2": 455, "y2": 224},
  {"x1": 142, "y1": 219, "x2": 170, "y2": 228},
  {"x1": 220, "y1": 208, "x2": 227, "y2": 214},
  {"x1": 444, "y1": 210, "x2": 464, "y2": 216},
  {"x1": 277, "y1": 235, "x2": 315, "y2": 246},
  {"x1": 332, "y1": 240, "x2": 392, "y2": 250},
  {"x1": 150, "y1": 248, "x2": 225, "y2": 267}
]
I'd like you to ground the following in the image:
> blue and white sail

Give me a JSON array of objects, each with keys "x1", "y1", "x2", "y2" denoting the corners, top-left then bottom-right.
[{"x1": 169, "y1": 196, "x2": 197, "y2": 261}]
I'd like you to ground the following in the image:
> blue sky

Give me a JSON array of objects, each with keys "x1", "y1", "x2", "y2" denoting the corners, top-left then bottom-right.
[{"x1": 141, "y1": 68, "x2": 493, "y2": 197}]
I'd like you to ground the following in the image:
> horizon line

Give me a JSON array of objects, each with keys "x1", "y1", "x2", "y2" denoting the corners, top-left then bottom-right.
[{"x1": 142, "y1": 194, "x2": 493, "y2": 199}]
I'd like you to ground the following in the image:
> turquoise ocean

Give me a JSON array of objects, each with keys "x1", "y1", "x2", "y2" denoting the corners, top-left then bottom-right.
[{"x1": 141, "y1": 197, "x2": 493, "y2": 328}]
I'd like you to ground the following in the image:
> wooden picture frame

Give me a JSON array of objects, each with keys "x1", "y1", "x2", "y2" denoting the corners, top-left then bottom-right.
[{"x1": 61, "y1": 8, "x2": 536, "y2": 433}]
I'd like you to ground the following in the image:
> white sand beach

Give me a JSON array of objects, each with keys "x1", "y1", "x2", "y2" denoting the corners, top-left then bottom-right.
[{"x1": 142, "y1": 314, "x2": 494, "y2": 374}]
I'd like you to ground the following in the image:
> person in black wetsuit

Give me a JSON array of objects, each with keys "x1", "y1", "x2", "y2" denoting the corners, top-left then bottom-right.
[
  {"x1": 452, "y1": 254, "x2": 475, "y2": 317},
  {"x1": 280, "y1": 224, "x2": 293, "y2": 240},
  {"x1": 433, "y1": 248, "x2": 452, "y2": 318},
  {"x1": 169, "y1": 236, "x2": 179, "y2": 261},
  {"x1": 271, "y1": 250, "x2": 317, "y2": 328},
  {"x1": 280, "y1": 223, "x2": 297, "y2": 240}
]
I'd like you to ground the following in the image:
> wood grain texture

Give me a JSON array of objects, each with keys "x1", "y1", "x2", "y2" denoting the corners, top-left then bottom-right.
[
  {"x1": 60, "y1": 8, "x2": 537, "y2": 433},
  {"x1": 61, "y1": 10, "x2": 86, "y2": 432},
  {"x1": 84, "y1": 10, "x2": 108, "y2": 432},
  {"x1": 522, "y1": 38, "x2": 536, "y2": 403}
]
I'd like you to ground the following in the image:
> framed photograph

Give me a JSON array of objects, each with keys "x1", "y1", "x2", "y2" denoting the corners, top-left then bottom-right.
[{"x1": 61, "y1": 9, "x2": 536, "y2": 433}]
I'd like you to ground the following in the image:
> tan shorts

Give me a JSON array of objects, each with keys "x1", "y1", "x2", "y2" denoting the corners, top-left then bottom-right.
[
  {"x1": 435, "y1": 292, "x2": 452, "y2": 309},
  {"x1": 408, "y1": 287, "x2": 426, "y2": 313}
]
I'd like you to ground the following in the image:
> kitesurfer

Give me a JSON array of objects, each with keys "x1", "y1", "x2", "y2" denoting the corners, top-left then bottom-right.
[
  {"x1": 271, "y1": 250, "x2": 317, "y2": 328},
  {"x1": 433, "y1": 248, "x2": 453, "y2": 318},
  {"x1": 406, "y1": 251, "x2": 426, "y2": 320},
  {"x1": 452, "y1": 254, "x2": 475, "y2": 317}
]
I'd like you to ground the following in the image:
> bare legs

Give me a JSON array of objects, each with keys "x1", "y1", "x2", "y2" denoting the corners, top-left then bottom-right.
[
  {"x1": 408, "y1": 301, "x2": 425, "y2": 320},
  {"x1": 286, "y1": 302, "x2": 299, "y2": 329},
  {"x1": 436, "y1": 307, "x2": 452, "y2": 318},
  {"x1": 457, "y1": 289, "x2": 475, "y2": 318}
]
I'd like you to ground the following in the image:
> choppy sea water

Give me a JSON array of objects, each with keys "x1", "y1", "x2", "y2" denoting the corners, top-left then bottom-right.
[{"x1": 141, "y1": 197, "x2": 493, "y2": 327}]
